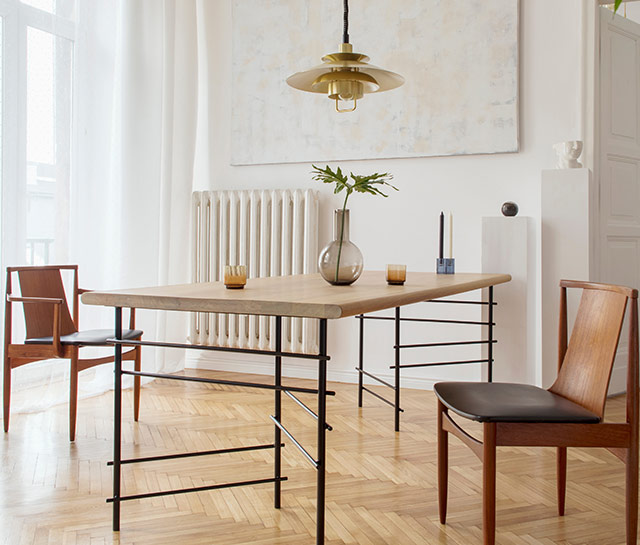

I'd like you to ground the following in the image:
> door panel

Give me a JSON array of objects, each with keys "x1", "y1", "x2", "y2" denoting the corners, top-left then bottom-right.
[
  {"x1": 607, "y1": 157, "x2": 639, "y2": 225},
  {"x1": 599, "y1": 8, "x2": 640, "y2": 392},
  {"x1": 611, "y1": 28, "x2": 638, "y2": 141}
]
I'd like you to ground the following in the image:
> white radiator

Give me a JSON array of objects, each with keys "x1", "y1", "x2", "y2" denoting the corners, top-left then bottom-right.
[{"x1": 190, "y1": 189, "x2": 319, "y2": 353}]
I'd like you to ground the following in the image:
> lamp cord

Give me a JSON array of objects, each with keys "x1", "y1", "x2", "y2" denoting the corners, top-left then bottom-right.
[{"x1": 343, "y1": 0, "x2": 349, "y2": 43}]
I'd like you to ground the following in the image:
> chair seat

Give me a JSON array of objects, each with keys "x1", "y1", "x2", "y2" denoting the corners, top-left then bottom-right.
[
  {"x1": 433, "y1": 382, "x2": 601, "y2": 423},
  {"x1": 25, "y1": 328, "x2": 143, "y2": 346}
]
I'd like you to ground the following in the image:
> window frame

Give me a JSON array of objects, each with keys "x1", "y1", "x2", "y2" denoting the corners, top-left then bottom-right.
[{"x1": 0, "y1": 0, "x2": 76, "y2": 271}]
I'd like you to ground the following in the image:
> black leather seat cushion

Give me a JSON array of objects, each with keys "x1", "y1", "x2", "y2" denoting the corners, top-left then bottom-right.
[
  {"x1": 25, "y1": 329, "x2": 142, "y2": 346},
  {"x1": 434, "y1": 382, "x2": 600, "y2": 424}
]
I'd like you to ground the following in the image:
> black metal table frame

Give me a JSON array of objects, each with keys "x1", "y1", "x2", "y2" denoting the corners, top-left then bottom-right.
[
  {"x1": 108, "y1": 309, "x2": 332, "y2": 545},
  {"x1": 357, "y1": 286, "x2": 496, "y2": 431}
]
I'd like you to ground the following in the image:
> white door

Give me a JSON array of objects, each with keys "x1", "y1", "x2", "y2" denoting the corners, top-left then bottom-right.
[{"x1": 599, "y1": 7, "x2": 640, "y2": 392}]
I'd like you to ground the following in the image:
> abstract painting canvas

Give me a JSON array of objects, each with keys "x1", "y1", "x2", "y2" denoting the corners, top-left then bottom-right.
[{"x1": 231, "y1": 0, "x2": 519, "y2": 165}]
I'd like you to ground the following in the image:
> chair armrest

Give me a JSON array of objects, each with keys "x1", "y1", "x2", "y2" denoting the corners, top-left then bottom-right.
[
  {"x1": 6, "y1": 295, "x2": 64, "y2": 356},
  {"x1": 77, "y1": 288, "x2": 92, "y2": 295},
  {"x1": 7, "y1": 295, "x2": 64, "y2": 305}
]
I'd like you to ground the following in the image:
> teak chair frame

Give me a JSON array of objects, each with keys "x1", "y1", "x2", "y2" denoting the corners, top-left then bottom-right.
[
  {"x1": 437, "y1": 280, "x2": 639, "y2": 545},
  {"x1": 3, "y1": 265, "x2": 141, "y2": 441}
]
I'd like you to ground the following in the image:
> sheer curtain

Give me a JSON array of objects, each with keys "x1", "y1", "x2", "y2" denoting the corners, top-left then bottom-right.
[{"x1": 10, "y1": 0, "x2": 209, "y2": 413}]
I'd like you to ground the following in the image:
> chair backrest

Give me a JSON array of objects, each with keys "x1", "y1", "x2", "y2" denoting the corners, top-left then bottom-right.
[
  {"x1": 549, "y1": 280, "x2": 637, "y2": 419},
  {"x1": 10, "y1": 266, "x2": 78, "y2": 340}
]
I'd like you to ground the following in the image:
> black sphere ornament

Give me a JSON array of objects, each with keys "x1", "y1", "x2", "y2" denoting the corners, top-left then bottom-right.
[{"x1": 501, "y1": 201, "x2": 519, "y2": 217}]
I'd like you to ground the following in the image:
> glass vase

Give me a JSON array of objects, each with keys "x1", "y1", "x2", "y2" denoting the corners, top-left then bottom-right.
[{"x1": 318, "y1": 209, "x2": 363, "y2": 285}]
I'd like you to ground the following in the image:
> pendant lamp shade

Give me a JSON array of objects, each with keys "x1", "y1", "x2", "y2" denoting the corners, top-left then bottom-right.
[{"x1": 285, "y1": 2, "x2": 404, "y2": 112}]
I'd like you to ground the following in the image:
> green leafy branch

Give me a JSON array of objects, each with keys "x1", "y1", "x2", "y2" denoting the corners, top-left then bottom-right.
[
  {"x1": 615, "y1": 0, "x2": 623, "y2": 13},
  {"x1": 312, "y1": 164, "x2": 398, "y2": 282}
]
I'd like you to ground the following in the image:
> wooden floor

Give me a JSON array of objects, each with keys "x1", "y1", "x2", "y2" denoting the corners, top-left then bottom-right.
[{"x1": 0, "y1": 369, "x2": 636, "y2": 545}]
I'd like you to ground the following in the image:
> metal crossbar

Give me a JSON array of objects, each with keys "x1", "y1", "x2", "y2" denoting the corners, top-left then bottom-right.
[
  {"x1": 361, "y1": 386, "x2": 404, "y2": 411},
  {"x1": 284, "y1": 390, "x2": 333, "y2": 430},
  {"x1": 107, "y1": 477, "x2": 288, "y2": 503},
  {"x1": 107, "y1": 337, "x2": 329, "y2": 361},
  {"x1": 396, "y1": 340, "x2": 497, "y2": 350},
  {"x1": 356, "y1": 367, "x2": 394, "y2": 389},
  {"x1": 270, "y1": 416, "x2": 318, "y2": 468},
  {"x1": 107, "y1": 443, "x2": 283, "y2": 466},
  {"x1": 427, "y1": 299, "x2": 496, "y2": 306},
  {"x1": 121, "y1": 369, "x2": 336, "y2": 396},
  {"x1": 355, "y1": 315, "x2": 493, "y2": 326},
  {"x1": 392, "y1": 358, "x2": 491, "y2": 369}
]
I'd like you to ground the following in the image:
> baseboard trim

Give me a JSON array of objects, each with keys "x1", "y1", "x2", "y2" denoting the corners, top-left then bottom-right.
[{"x1": 185, "y1": 352, "x2": 438, "y2": 391}]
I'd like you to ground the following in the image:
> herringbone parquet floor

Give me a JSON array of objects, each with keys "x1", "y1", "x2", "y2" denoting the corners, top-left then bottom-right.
[{"x1": 0, "y1": 369, "x2": 635, "y2": 544}]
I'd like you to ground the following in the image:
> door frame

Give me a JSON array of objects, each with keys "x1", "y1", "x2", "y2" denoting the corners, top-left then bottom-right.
[{"x1": 587, "y1": 2, "x2": 640, "y2": 393}]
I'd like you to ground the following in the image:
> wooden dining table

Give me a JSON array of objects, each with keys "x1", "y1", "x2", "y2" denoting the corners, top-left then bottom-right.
[{"x1": 82, "y1": 270, "x2": 511, "y2": 544}]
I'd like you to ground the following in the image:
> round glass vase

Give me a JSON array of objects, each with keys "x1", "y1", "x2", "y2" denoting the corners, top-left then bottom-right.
[{"x1": 318, "y1": 209, "x2": 363, "y2": 285}]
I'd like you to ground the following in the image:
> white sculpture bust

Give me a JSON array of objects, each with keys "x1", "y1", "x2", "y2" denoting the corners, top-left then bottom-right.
[{"x1": 553, "y1": 140, "x2": 583, "y2": 169}]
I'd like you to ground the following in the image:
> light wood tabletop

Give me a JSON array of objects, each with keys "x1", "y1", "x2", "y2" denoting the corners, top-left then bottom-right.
[{"x1": 82, "y1": 271, "x2": 511, "y2": 319}]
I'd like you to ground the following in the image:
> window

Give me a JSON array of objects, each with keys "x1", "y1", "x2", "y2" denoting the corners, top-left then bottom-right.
[{"x1": 1, "y1": 0, "x2": 76, "y2": 268}]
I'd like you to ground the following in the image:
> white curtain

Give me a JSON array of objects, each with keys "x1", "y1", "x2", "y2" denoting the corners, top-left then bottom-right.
[{"x1": 10, "y1": 0, "x2": 209, "y2": 413}]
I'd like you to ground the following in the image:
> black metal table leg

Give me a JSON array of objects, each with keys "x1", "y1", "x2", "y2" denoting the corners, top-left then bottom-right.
[
  {"x1": 394, "y1": 307, "x2": 401, "y2": 432},
  {"x1": 488, "y1": 287, "x2": 494, "y2": 382},
  {"x1": 358, "y1": 314, "x2": 364, "y2": 407},
  {"x1": 112, "y1": 307, "x2": 122, "y2": 531},
  {"x1": 105, "y1": 311, "x2": 336, "y2": 535},
  {"x1": 274, "y1": 316, "x2": 282, "y2": 508},
  {"x1": 316, "y1": 319, "x2": 328, "y2": 544}
]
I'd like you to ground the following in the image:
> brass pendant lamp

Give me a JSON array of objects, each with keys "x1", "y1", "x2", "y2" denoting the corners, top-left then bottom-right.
[{"x1": 286, "y1": 0, "x2": 404, "y2": 113}]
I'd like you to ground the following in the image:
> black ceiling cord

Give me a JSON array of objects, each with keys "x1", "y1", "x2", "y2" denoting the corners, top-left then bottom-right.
[{"x1": 343, "y1": 0, "x2": 349, "y2": 44}]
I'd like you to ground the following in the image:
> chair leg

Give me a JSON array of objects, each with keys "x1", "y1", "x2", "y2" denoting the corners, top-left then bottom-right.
[
  {"x1": 69, "y1": 350, "x2": 79, "y2": 442},
  {"x1": 557, "y1": 446, "x2": 567, "y2": 516},
  {"x1": 483, "y1": 422, "x2": 497, "y2": 545},
  {"x1": 437, "y1": 400, "x2": 448, "y2": 524},
  {"x1": 133, "y1": 346, "x2": 141, "y2": 422},
  {"x1": 627, "y1": 442, "x2": 639, "y2": 544},
  {"x1": 3, "y1": 355, "x2": 10, "y2": 433}
]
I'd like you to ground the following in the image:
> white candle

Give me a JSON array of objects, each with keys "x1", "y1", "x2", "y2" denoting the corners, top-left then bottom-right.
[{"x1": 448, "y1": 212, "x2": 453, "y2": 258}]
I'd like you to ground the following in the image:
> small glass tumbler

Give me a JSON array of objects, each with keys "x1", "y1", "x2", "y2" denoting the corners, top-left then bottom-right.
[
  {"x1": 224, "y1": 265, "x2": 247, "y2": 289},
  {"x1": 386, "y1": 264, "x2": 406, "y2": 285}
]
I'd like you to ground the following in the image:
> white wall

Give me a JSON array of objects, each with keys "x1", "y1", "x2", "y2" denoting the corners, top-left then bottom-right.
[
  {"x1": 541, "y1": 169, "x2": 593, "y2": 388},
  {"x1": 189, "y1": 0, "x2": 585, "y2": 389},
  {"x1": 616, "y1": 2, "x2": 640, "y2": 23}
]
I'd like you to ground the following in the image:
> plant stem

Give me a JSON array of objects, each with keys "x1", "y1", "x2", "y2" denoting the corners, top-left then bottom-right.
[{"x1": 335, "y1": 192, "x2": 350, "y2": 283}]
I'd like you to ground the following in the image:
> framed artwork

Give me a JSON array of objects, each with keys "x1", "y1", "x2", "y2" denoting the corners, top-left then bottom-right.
[{"x1": 231, "y1": 0, "x2": 519, "y2": 165}]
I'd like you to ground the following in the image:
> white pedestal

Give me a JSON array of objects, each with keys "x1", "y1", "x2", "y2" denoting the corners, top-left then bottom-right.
[
  {"x1": 541, "y1": 168, "x2": 594, "y2": 388},
  {"x1": 482, "y1": 216, "x2": 536, "y2": 385}
]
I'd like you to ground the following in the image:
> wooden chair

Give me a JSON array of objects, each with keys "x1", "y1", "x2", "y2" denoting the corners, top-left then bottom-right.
[
  {"x1": 435, "y1": 280, "x2": 639, "y2": 545},
  {"x1": 3, "y1": 265, "x2": 143, "y2": 441}
]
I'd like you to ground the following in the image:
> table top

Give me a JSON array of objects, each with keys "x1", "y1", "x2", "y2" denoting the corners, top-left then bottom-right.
[{"x1": 82, "y1": 271, "x2": 511, "y2": 320}]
